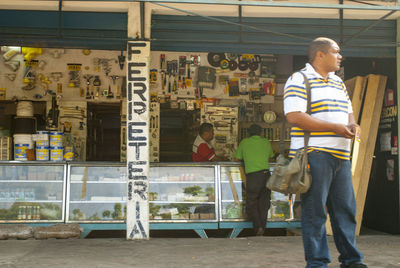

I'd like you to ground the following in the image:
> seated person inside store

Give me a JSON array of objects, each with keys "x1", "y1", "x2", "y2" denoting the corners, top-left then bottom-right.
[
  {"x1": 234, "y1": 123, "x2": 274, "y2": 236},
  {"x1": 192, "y1": 122, "x2": 227, "y2": 162}
]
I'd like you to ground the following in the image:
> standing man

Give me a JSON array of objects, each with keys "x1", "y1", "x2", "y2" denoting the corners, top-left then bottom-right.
[
  {"x1": 283, "y1": 37, "x2": 366, "y2": 268},
  {"x1": 192, "y1": 123, "x2": 226, "y2": 162},
  {"x1": 234, "y1": 123, "x2": 274, "y2": 236}
]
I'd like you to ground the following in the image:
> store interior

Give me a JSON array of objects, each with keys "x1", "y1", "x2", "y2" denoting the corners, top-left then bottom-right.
[{"x1": 0, "y1": 45, "x2": 399, "y2": 234}]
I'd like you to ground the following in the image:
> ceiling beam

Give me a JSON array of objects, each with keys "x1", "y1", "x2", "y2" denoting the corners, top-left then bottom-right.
[{"x1": 62, "y1": 0, "x2": 400, "y2": 11}]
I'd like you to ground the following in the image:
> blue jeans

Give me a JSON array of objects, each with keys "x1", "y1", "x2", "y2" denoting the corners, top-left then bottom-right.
[{"x1": 301, "y1": 151, "x2": 363, "y2": 268}]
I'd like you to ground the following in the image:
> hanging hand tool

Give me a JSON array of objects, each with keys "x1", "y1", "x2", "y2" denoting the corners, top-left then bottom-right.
[
  {"x1": 178, "y1": 75, "x2": 182, "y2": 89},
  {"x1": 161, "y1": 71, "x2": 166, "y2": 91},
  {"x1": 93, "y1": 75, "x2": 101, "y2": 99},
  {"x1": 160, "y1": 54, "x2": 166, "y2": 70},
  {"x1": 110, "y1": 75, "x2": 119, "y2": 98},
  {"x1": 118, "y1": 51, "x2": 125, "y2": 70},
  {"x1": 107, "y1": 84, "x2": 114, "y2": 98},
  {"x1": 185, "y1": 63, "x2": 192, "y2": 88},
  {"x1": 83, "y1": 75, "x2": 93, "y2": 100},
  {"x1": 173, "y1": 75, "x2": 178, "y2": 92},
  {"x1": 168, "y1": 75, "x2": 171, "y2": 94}
]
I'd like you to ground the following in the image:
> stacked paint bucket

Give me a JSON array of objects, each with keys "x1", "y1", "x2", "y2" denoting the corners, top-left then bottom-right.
[
  {"x1": 49, "y1": 131, "x2": 64, "y2": 161},
  {"x1": 13, "y1": 101, "x2": 35, "y2": 161},
  {"x1": 13, "y1": 134, "x2": 34, "y2": 161},
  {"x1": 35, "y1": 131, "x2": 49, "y2": 161}
]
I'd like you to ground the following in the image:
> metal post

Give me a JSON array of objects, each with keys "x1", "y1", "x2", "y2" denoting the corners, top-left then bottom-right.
[
  {"x1": 238, "y1": 0, "x2": 242, "y2": 44},
  {"x1": 397, "y1": 17, "x2": 400, "y2": 223},
  {"x1": 339, "y1": 0, "x2": 343, "y2": 46},
  {"x1": 58, "y1": 0, "x2": 63, "y2": 38}
]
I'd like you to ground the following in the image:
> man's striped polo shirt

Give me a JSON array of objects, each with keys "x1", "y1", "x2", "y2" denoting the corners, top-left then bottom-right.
[{"x1": 283, "y1": 63, "x2": 353, "y2": 160}]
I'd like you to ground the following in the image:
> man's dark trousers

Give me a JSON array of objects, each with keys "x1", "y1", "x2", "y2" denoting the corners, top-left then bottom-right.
[{"x1": 245, "y1": 170, "x2": 271, "y2": 232}]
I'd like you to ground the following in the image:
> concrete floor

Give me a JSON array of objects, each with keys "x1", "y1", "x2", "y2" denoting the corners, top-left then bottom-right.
[{"x1": 0, "y1": 233, "x2": 399, "y2": 268}]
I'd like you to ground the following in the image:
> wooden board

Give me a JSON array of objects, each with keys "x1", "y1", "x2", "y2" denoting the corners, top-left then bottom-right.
[
  {"x1": 345, "y1": 76, "x2": 367, "y2": 124},
  {"x1": 352, "y1": 74, "x2": 387, "y2": 235}
]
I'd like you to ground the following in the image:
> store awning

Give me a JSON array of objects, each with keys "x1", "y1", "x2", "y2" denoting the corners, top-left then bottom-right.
[
  {"x1": 0, "y1": 10, "x2": 128, "y2": 50},
  {"x1": 150, "y1": 14, "x2": 396, "y2": 58}
]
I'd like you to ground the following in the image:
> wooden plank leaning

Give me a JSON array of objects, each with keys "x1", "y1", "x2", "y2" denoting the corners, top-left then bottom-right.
[{"x1": 351, "y1": 74, "x2": 387, "y2": 235}]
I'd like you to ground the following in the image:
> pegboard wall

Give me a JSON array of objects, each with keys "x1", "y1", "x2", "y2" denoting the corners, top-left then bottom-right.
[{"x1": 149, "y1": 51, "x2": 277, "y2": 103}]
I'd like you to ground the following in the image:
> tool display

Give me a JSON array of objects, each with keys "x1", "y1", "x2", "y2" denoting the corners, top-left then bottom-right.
[
  {"x1": 149, "y1": 102, "x2": 160, "y2": 162},
  {"x1": 201, "y1": 105, "x2": 239, "y2": 161}
]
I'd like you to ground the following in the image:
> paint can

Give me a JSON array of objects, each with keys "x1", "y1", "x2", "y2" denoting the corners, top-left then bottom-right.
[
  {"x1": 50, "y1": 132, "x2": 63, "y2": 147},
  {"x1": 13, "y1": 134, "x2": 33, "y2": 149},
  {"x1": 50, "y1": 146, "x2": 64, "y2": 161},
  {"x1": 36, "y1": 146, "x2": 49, "y2": 161},
  {"x1": 14, "y1": 144, "x2": 29, "y2": 160},
  {"x1": 35, "y1": 131, "x2": 49, "y2": 147},
  {"x1": 63, "y1": 146, "x2": 74, "y2": 161}
]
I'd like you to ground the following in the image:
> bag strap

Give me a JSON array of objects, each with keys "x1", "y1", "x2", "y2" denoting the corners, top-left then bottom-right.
[
  {"x1": 299, "y1": 72, "x2": 311, "y2": 150},
  {"x1": 280, "y1": 72, "x2": 311, "y2": 154}
]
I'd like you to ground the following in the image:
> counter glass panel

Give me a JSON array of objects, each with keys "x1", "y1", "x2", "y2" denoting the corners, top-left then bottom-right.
[
  {"x1": 67, "y1": 163, "x2": 127, "y2": 222},
  {"x1": 0, "y1": 162, "x2": 66, "y2": 222},
  {"x1": 149, "y1": 165, "x2": 217, "y2": 221}
]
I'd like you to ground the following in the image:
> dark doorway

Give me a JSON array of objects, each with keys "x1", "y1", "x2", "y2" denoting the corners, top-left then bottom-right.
[
  {"x1": 160, "y1": 104, "x2": 199, "y2": 162},
  {"x1": 87, "y1": 102, "x2": 121, "y2": 161}
]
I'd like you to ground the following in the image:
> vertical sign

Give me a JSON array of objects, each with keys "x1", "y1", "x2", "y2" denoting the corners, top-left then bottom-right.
[{"x1": 126, "y1": 41, "x2": 150, "y2": 240}]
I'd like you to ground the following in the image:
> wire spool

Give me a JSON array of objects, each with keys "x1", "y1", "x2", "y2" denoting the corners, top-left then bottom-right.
[
  {"x1": 16, "y1": 101, "x2": 34, "y2": 117},
  {"x1": 207, "y1": 53, "x2": 225, "y2": 67},
  {"x1": 14, "y1": 117, "x2": 36, "y2": 134}
]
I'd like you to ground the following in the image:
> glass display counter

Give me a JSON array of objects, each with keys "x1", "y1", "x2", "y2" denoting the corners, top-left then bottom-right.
[
  {"x1": 218, "y1": 162, "x2": 301, "y2": 238},
  {"x1": 0, "y1": 161, "x2": 66, "y2": 223},
  {"x1": 0, "y1": 161, "x2": 300, "y2": 238}
]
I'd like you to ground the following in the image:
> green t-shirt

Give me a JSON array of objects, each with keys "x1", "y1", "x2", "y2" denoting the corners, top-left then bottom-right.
[{"x1": 234, "y1": 135, "x2": 274, "y2": 174}]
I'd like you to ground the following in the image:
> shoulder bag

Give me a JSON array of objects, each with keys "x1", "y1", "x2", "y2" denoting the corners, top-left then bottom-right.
[{"x1": 266, "y1": 72, "x2": 312, "y2": 194}]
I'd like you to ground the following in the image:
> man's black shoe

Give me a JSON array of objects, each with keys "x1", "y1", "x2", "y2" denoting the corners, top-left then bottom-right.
[{"x1": 343, "y1": 263, "x2": 368, "y2": 268}]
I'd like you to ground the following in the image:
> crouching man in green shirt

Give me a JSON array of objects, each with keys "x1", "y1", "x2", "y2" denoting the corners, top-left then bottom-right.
[{"x1": 234, "y1": 123, "x2": 274, "y2": 236}]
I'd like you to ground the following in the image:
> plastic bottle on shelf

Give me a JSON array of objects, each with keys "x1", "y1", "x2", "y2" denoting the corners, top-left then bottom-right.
[
  {"x1": 26, "y1": 206, "x2": 32, "y2": 220},
  {"x1": 20, "y1": 206, "x2": 26, "y2": 220},
  {"x1": 18, "y1": 206, "x2": 23, "y2": 220},
  {"x1": 36, "y1": 206, "x2": 41, "y2": 220}
]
